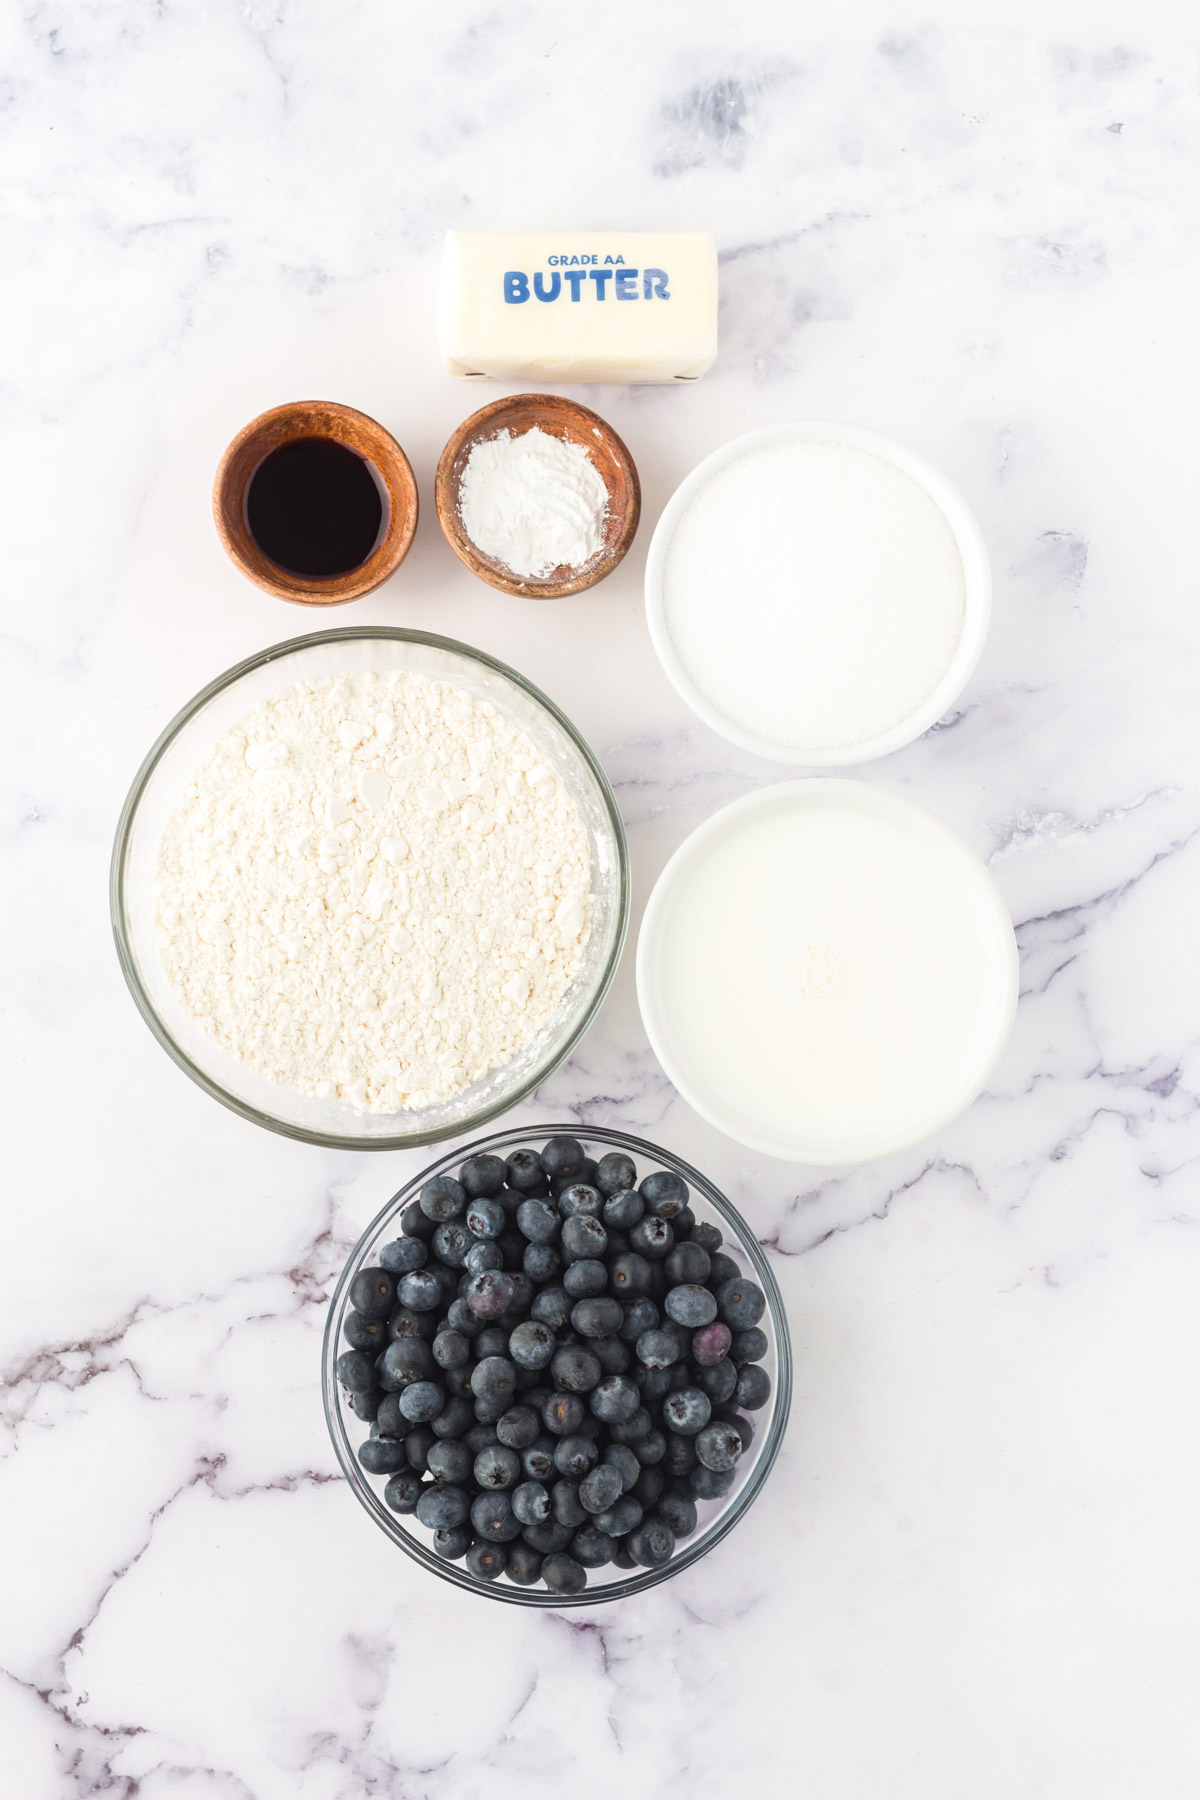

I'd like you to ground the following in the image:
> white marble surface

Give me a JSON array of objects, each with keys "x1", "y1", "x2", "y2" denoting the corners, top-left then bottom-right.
[{"x1": 5, "y1": 1, "x2": 1200, "y2": 1793}]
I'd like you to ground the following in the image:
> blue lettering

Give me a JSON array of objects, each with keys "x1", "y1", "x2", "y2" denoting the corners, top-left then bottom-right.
[
  {"x1": 563, "y1": 269, "x2": 587, "y2": 301},
  {"x1": 614, "y1": 268, "x2": 638, "y2": 300},
  {"x1": 604, "y1": 254, "x2": 627, "y2": 265},
  {"x1": 504, "y1": 270, "x2": 530, "y2": 304},
  {"x1": 533, "y1": 270, "x2": 561, "y2": 302},
  {"x1": 589, "y1": 269, "x2": 613, "y2": 300},
  {"x1": 643, "y1": 268, "x2": 670, "y2": 299},
  {"x1": 549, "y1": 255, "x2": 560, "y2": 267}
]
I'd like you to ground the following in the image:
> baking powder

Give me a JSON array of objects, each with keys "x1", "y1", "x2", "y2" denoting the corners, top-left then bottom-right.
[{"x1": 457, "y1": 427, "x2": 608, "y2": 580}]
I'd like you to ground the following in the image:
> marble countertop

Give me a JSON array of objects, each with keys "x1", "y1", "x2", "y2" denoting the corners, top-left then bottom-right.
[{"x1": 5, "y1": 2, "x2": 1200, "y2": 1794}]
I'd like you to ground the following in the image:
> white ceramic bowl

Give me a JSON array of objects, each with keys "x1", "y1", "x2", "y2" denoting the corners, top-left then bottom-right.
[
  {"x1": 644, "y1": 421, "x2": 991, "y2": 767},
  {"x1": 636, "y1": 779, "x2": 1018, "y2": 1166}
]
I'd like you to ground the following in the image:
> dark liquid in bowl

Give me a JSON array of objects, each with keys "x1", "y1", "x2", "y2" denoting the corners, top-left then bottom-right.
[{"x1": 246, "y1": 438, "x2": 384, "y2": 577}]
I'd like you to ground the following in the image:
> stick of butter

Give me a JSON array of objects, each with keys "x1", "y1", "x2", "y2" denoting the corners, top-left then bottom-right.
[{"x1": 441, "y1": 232, "x2": 718, "y2": 384}]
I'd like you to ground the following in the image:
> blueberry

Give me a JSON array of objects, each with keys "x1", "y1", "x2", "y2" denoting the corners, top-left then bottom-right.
[
  {"x1": 639, "y1": 1170, "x2": 688, "y2": 1221},
  {"x1": 430, "y1": 1396, "x2": 475, "y2": 1440},
  {"x1": 522, "y1": 1519, "x2": 574, "y2": 1555},
  {"x1": 465, "y1": 1271, "x2": 515, "y2": 1319},
  {"x1": 521, "y1": 1436, "x2": 558, "y2": 1481},
  {"x1": 419, "y1": 1176, "x2": 466, "y2": 1221},
  {"x1": 619, "y1": 1298, "x2": 659, "y2": 1343},
  {"x1": 512, "y1": 1479, "x2": 552, "y2": 1525},
  {"x1": 635, "y1": 1328, "x2": 682, "y2": 1371},
  {"x1": 552, "y1": 1158, "x2": 599, "y2": 1198},
  {"x1": 542, "y1": 1392, "x2": 585, "y2": 1436},
  {"x1": 562, "y1": 1258, "x2": 608, "y2": 1299},
  {"x1": 508, "y1": 1319, "x2": 556, "y2": 1371},
  {"x1": 399, "y1": 1198, "x2": 436, "y2": 1241},
  {"x1": 343, "y1": 1312, "x2": 388, "y2": 1353},
  {"x1": 378, "y1": 1237, "x2": 428, "y2": 1276},
  {"x1": 627, "y1": 1519, "x2": 675, "y2": 1567},
  {"x1": 388, "y1": 1304, "x2": 438, "y2": 1344},
  {"x1": 470, "y1": 1490, "x2": 522, "y2": 1543},
  {"x1": 589, "y1": 1375, "x2": 640, "y2": 1424},
  {"x1": 692, "y1": 1322, "x2": 733, "y2": 1368},
  {"x1": 415, "y1": 1482, "x2": 470, "y2": 1529},
  {"x1": 426, "y1": 1439, "x2": 472, "y2": 1484},
  {"x1": 663, "y1": 1388, "x2": 711, "y2": 1436},
  {"x1": 572, "y1": 1525, "x2": 618, "y2": 1568},
  {"x1": 465, "y1": 1540, "x2": 506, "y2": 1580},
  {"x1": 398, "y1": 1270, "x2": 441, "y2": 1313},
  {"x1": 716, "y1": 1277, "x2": 765, "y2": 1330},
  {"x1": 397, "y1": 1381, "x2": 444, "y2": 1424},
  {"x1": 517, "y1": 1199, "x2": 559, "y2": 1245},
  {"x1": 665, "y1": 1242, "x2": 711, "y2": 1285},
  {"x1": 729, "y1": 1326, "x2": 769, "y2": 1367},
  {"x1": 551, "y1": 1346, "x2": 602, "y2": 1394},
  {"x1": 608, "y1": 1407, "x2": 653, "y2": 1445},
  {"x1": 506, "y1": 1542, "x2": 545, "y2": 1585},
  {"x1": 530, "y1": 1286, "x2": 572, "y2": 1332},
  {"x1": 554, "y1": 1434, "x2": 599, "y2": 1480},
  {"x1": 609, "y1": 1252, "x2": 654, "y2": 1298},
  {"x1": 601, "y1": 1443, "x2": 640, "y2": 1492},
  {"x1": 663, "y1": 1433, "x2": 698, "y2": 1478},
  {"x1": 591, "y1": 1335, "x2": 631, "y2": 1376},
  {"x1": 348, "y1": 1268, "x2": 396, "y2": 1319},
  {"x1": 474, "y1": 1443, "x2": 522, "y2": 1489},
  {"x1": 433, "y1": 1524, "x2": 472, "y2": 1560},
  {"x1": 652, "y1": 1492, "x2": 697, "y2": 1538},
  {"x1": 696, "y1": 1421, "x2": 743, "y2": 1471},
  {"x1": 445, "y1": 1298, "x2": 483, "y2": 1338},
  {"x1": 432, "y1": 1329, "x2": 469, "y2": 1372},
  {"x1": 557, "y1": 1183, "x2": 604, "y2": 1219},
  {"x1": 735, "y1": 1364, "x2": 771, "y2": 1410},
  {"x1": 561, "y1": 1215, "x2": 607, "y2": 1263},
  {"x1": 377, "y1": 1337, "x2": 434, "y2": 1391},
  {"x1": 541, "y1": 1552, "x2": 587, "y2": 1595},
  {"x1": 348, "y1": 1387, "x2": 381, "y2": 1422},
  {"x1": 611, "y1": 1541, "x2": 637, "y2": 1571},
  {"x1": 551, "y1": 1480, "x2": 587, "y2": 1528},
  {"x1": 465, "y1": 1240, "x2": 503, "y2": 1276},
  {"x1": 594, "y1": 1495, "x2": 643, "y2": 1538},
  {"x1": 463, "y1": 1422, "x2": 499, "y2": 1455},
  {"x1": 474, "y1": 1326, "x2": 510, "y2": 1359},
  {"x1": 690, "y1": 1463, "x2": 736, "y2": 1501},
  {"x1": 540, "y1": 1136, "x2": 587, "y2": 1181},
  {"x1": 664, "y1": 1284, "x2": 718, "y2": 1328},
  {"x1": 383, "y1": 1469, "x2": 423, "y2": 1512},
  {"x1": 336, "y1": 1349, "x2": 378, "y2": 1393},
  {"x1": 496, "y1": 1405, "x2": 541, "y2": 1450},
  {"x1": 690, "y1": 1221, "x2": 723, "y2": 1254},
  {"x1": 571, "y1": 1297, "x2": 623, "y2": 1339},
  {"x1": 708, "y1": 1252, "x2": 741, "y2": 1288},
  {"x1": 635, "y1": 1364, "x2": 673, "y2": 1403},
  {"x1": 465, "y1": 1196, "x2": 506, "y2": 1240},
  {"x1": 357, "y1": 1434, "x2": 408, "y2": 1474},
  {"x1": 595, "y1": 1152, "x2": 638, "y2": 1197},
  {"x1": 431, "y1": 1219, "x2": 468, "y2": 1268},
  {"x1": 578, "y1": 1461, "x2": 623, "y2": 1515},
  {"x1": 506, "y1": 1148, "x2": 548, "y2": 1194},
  {"x1": 605, "y1": 1230, "x2": 631, "y2": 1260},
  {"x1": 631, "y1": 1464, "x2": 664, "y2": 1510},
  {"x1": 470, "y1": 1356, "x2": 518, "y2": 1408},
  {"x1": 673, "y1": 1207, "x2": 696, "y2": 1236},
  {"x1": 697, "y1": 1359, "x2": 738, "y2": 1403},
  {"x1": 523, "y1": 1243, "x2": 563, "y2": 1284},
  {"x1": 496, "y1": 1228, "x2": 526, "y2": 1268},
  {"x1": 631, "y1": 1428, "x2": 666, "y2": 1467},
  {"x1": 600, "y1": 1188, "x2": 643, "y2": 1233},
  {"x1": 504, "y1": 1272, "x2": 533, "y2": 1317},
  {"x1": 406, "y1": 1427, "x2": 436, "y2": 1475},
  {"x1": 630, "y1": 1217, "x2": 674, "y2": 1261},
  {"x1": 459, "y1": 1153, "x2": 507, "y2": 1198}
]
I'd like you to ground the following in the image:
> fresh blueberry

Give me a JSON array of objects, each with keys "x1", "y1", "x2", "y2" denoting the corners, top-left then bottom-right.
[
  {"x1": 530, "y1": 1286, "x2": 572, "y2": 1332},
  {"x1": 730, "y1": 1326, "x2": 770, "y2": 1368},
  {"x1": 522, "y1": 1519, "x2": 574, "y2": 1555},
  {"x1": 474, "y1": 1444, "x2": 522, "y2": 1489},
  {"x1": 523, "y1": 1243, "x2": 563, "y2": 1284},
  {"x1": 419, "y1": 1176, "x2": 466, "y2": 1221},
  {"x1": 383, "y1": 1469, "x2": 423, "y2": 1512},
  {"x1": 433, "y1": 1524, "x2": 472, "y2": 1560},
  {"x1": 639, "y1": 1170, "x2": 688, "y2": 1221},
  {"x1": 387, "y1": 1305, "x2": 436, "y2": 1343},
  {"x1": 512, "y1": 1480, "x2": 552, "y2": 1525},
  {"x1": 690, "y1": 1221, "x2": 723, "y2": 1254},
  {"x1": 589, "y1": 1375, "x2": 640, "y2": 1424},
  {"x1": 619, "y1": 1298, "x2": 659, "y2": 1344},
  {"x1": 426, "y1": 1439, "x2": 472, "y2": 1484},
  {"x1": 708, "y1": 1251, "x2": 741, "y2": 1288},
  {"x1": 569, "y1": 1525, "x2": 615, "y2": 1568},
  {"x1": 594, "y1": 1495, "x2": 643, "y2": 1538},
  {"x1": 399, "y1": 1198, "x2": 436, "y2": 1241},
  {"x1": 516, "y1": 1199, "x2": 559, "y2": 1245},
  {"x1": 664, "y1": 1242, "x2": 711, "y2": 1286},
  {"x1": 552, "y1": 1480, "x2": 588, "y2": 1528},
  {"x1": 562, "y1": 1258, "x2": 608, "y2": 1299},
  {"x1": 506, "y1": 1148, "x2": 549, "y2": 1194},
  {"x1": 459, "y1": 1153, "x2": 507, "y2": 1198},
  {"x1": 609, "y1": 1252, "x2": 654, "y2": 1298},
  {"x1": 397, "y1": 1381, "x2": 444, "y2": 1424},
  {"x1": 663, "y1": 1433, "x2": 698, "y2": 1478},
  {"x1": 635, "y1": 1364, "x2": 673, "y2": 1403},
  {"x1": 635, "y1": 1328, "x2": 682, "y2": 1371},
  {"x1": 542, "y1": 1392, "x2": 586, "y2": 1436},
  {"x1": 627, "y1": 1519, "x2": 675, "y2": 1567},
  {"x1": 717, "y1": 1277, "x2": 765, "y2": 1330},
  {"x1": 551, "y1": 1158, "x2": 599, "y2": 1198},
  {"x1": 405, "y1": 1425, "x2": 437, "y2": 1472},
  {"x1": 554, "y1": 1434, "x2": 599, "y2": 1480},
  {"x1": 465, "y1": 1240, "x2": 503, "y2": 1277},
  {"x1": 497, "y1": 1227, "x2": 527, "y2": 1268},
  {"x1": 735, "y1": 1364, "x2": 771, "y2": 1410},
  {"x1": 415, "y1": 1483, "x2": 470, "y2": 1529},
  {"x1": 652, "y1": 1492, "x2": 698, "y2": 1538},
  {"x1": 445, "y1": 1298, "x2": 483, "y2": 1338},
  {"x1": 696, "y1": 1421, "x2": 743, "y2": 1471},
  {"x1": 506, "y1": 1542, "x2": 545, "y2": 1585},
  {"x1": 508, "y1": 1319, "x2": 556, "y2": 1371},
  {"x1": 697, "y1": 1359, "x2": 738, "y2": 1403},
  {"x1": 474, "y1": 1326, "x2": 510, "y2": 1359},
  {"x1": 348, "y1": 1268, "x2": 396, "y2": 1319},
  {"x1": 504, "y1": 1272, "x2": 533, "y2": 1316},
  {"x1": 521, "y1": 1437, "x2": 558, "y2": 1481},
  {"x1": 631, "y1": 1428, "x2": 666, "y2": 1467},
  {"x1": 496, "y1": 1405, "x2": 541, "y2": 1450},
  {"x1": 348, "y1": 1387, "x2": 381, "y2": 1422},
  {"x1": 551, "y1": 1346, "x2": 602, "y2": 1394},
  {"x1": 602, "y1": 1188, "x2": 644, "y2": 1232},
  {"x1": 374, "y1": 1388, "x2": 406, "y2": 1432},
  {"x1": 611, "y1": 1541, "x2": 637, "y2": 1571},
  {"x1": 465, "y1": 1540, "x2": 506, "y2": 1580},
  {"x1": 673, "y1": 1207, "x2": 696, "y2": 1236},
  {"x1": 629, "y1": 1217, "x2": 674, "y2": 1261},
  {"x1": 561, "y1": 1215, "x2": 607, "y2": 1263},
  {"x1": 557, "y1": 1183, "x2": 604, "y2": 1219},
  {"x1": 631, "y1": 1464, "x2": 664, "y2": 1509},
  {"x1": 336, "y1": 1349, "x2": 378, "y2": 1393},
  {"x1": 591, "y1": 1336, "x2": 631, "y2": 1376},
  {"x1": 571, "y1": 1297, "x2": 623, "y2": 1339},
  {"x1": 608, "y1": 1407, "x2": 653, "y2": 1445},
  {"x1": 470, "y1": 1356, "x2": 518, "y2": 1409},
  {"x1": 604, "y1": 1230, "x2": 631, "y2": 1261},
  {"x1": 463, "y1": 1422, "x2": 499, "y2": 1455},
  {"x1": 541, "y1": 1552, "x2": 587, "y2": 1595},
  {"x1": 430, "y1": 1396, "x2": 475, "y2": 1441},
  {"x1": 378, "y1": 1237, "x2": 428, "y2": 1276},
  {"x1": 662, "y1": 1388, "x2": 711, "y2": 1437},
  {"x1": 470, "y1": 1491, "x2": 522, "y2": 1543},
  {"x1": 432, "y1": 1329, "x2": 469, "y2": 1371},
  {"x1": 601, "y1": 1443, "x2": 640, "y2": 1492},
  {"x1": 398, "y1": 1269, "x2": 441, "y2": 1313},
  {"x1": 664, "y1": 1284, "x2": 718, "y2": 1328},
  {"x1": 431, "y1": 1219, "x2": 469, "y2": 1268},
  {"x1": 690, "y1": 1463, "x2": 736, "y2": 1501},
  {"x1": 540, "y1": 1136, "x2": 587, "y2": 1181},
  {"x1": 378, "y1": 1336, "x2": 435, "y2": 1390},
  {"x1": 357, "y1": 1434, "x2": 408, "y2": 1475},
  {"x1": 465, "y1": 1271, "x2": 516, "y2": 1319},
  {"x1": 692, "y1": 1322, "x2": 733, "y2": 1368},
  {"x1": 595, "y1": 1152, "x2": 638, "y2": 1197},
  {"x1": 342, "y1": 1312, "x2": 388, "y2": 1354},
  {"x1": 578, "y1": 1461, "x2": 623, "y2": 1515},
  {"x1": 465, "y1": 1196, "x2": 506, "y2": 1240}
]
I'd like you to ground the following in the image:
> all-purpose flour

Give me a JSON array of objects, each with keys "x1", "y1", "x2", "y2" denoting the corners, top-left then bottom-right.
[
  {"x1": 457, "y1": 427, "x2": 608, "y2": 579},
  {"x1": 155, "y1": 670, "x2": 591, "y2": 1113}
]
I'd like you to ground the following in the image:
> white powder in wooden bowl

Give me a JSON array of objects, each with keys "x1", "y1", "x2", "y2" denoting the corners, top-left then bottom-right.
[
  {"x1": 457, "y1": 427, "x2": 609, "y2": 580},
  {"x1": 661, "y1": 440, "x2": 966, "y2": 753}
]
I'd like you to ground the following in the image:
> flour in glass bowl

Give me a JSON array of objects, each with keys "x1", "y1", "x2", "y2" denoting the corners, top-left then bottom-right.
[{"x1": 154, "y1": 671, "x2": 592, "y2": 1113}]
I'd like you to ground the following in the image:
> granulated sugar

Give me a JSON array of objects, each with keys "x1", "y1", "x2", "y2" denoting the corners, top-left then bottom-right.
[{"x1": 661, "y1": 440, "x2": 966, "y2": 753}]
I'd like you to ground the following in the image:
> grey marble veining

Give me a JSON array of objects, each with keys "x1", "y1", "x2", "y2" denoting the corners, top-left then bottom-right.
[{"x1": 4, "y1": 3, "x2": 1200, "y2": 1794}]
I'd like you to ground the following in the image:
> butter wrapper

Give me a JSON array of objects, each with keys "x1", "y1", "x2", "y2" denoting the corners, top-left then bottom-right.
[{"x1": 440, "y1": 231, "x2": 718, "y2": 384}]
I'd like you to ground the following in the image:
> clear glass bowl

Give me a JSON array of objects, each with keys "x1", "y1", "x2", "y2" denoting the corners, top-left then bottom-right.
[
  {"x1": 110, "y1": 629, "x2": 629, "y2": 1149},
  {"x1": 322, "y1": 1125, "x2": 793, "y2": 1606}
]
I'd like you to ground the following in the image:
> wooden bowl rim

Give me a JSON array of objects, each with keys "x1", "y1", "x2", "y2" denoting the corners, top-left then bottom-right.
[
  {"x1": 434, "y1": 393, "x2": 641, "y2": 599},
  {"x1": 213, "y1": 400, "x2": 419, "y2": 606}
]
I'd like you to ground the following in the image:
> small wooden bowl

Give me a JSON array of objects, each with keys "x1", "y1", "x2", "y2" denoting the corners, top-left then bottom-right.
[
  {"x1": 213, "y1": 400, "x2": 418, "y2": 604},
  {"x1": 435, "y1": 394, "x2": 640, "y2": 598}
]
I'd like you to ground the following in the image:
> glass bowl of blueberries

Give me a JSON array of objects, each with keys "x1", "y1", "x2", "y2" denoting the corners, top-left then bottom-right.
[{"x1": 322, "y1": 1125, "x2": 792, "y2": 1605}]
